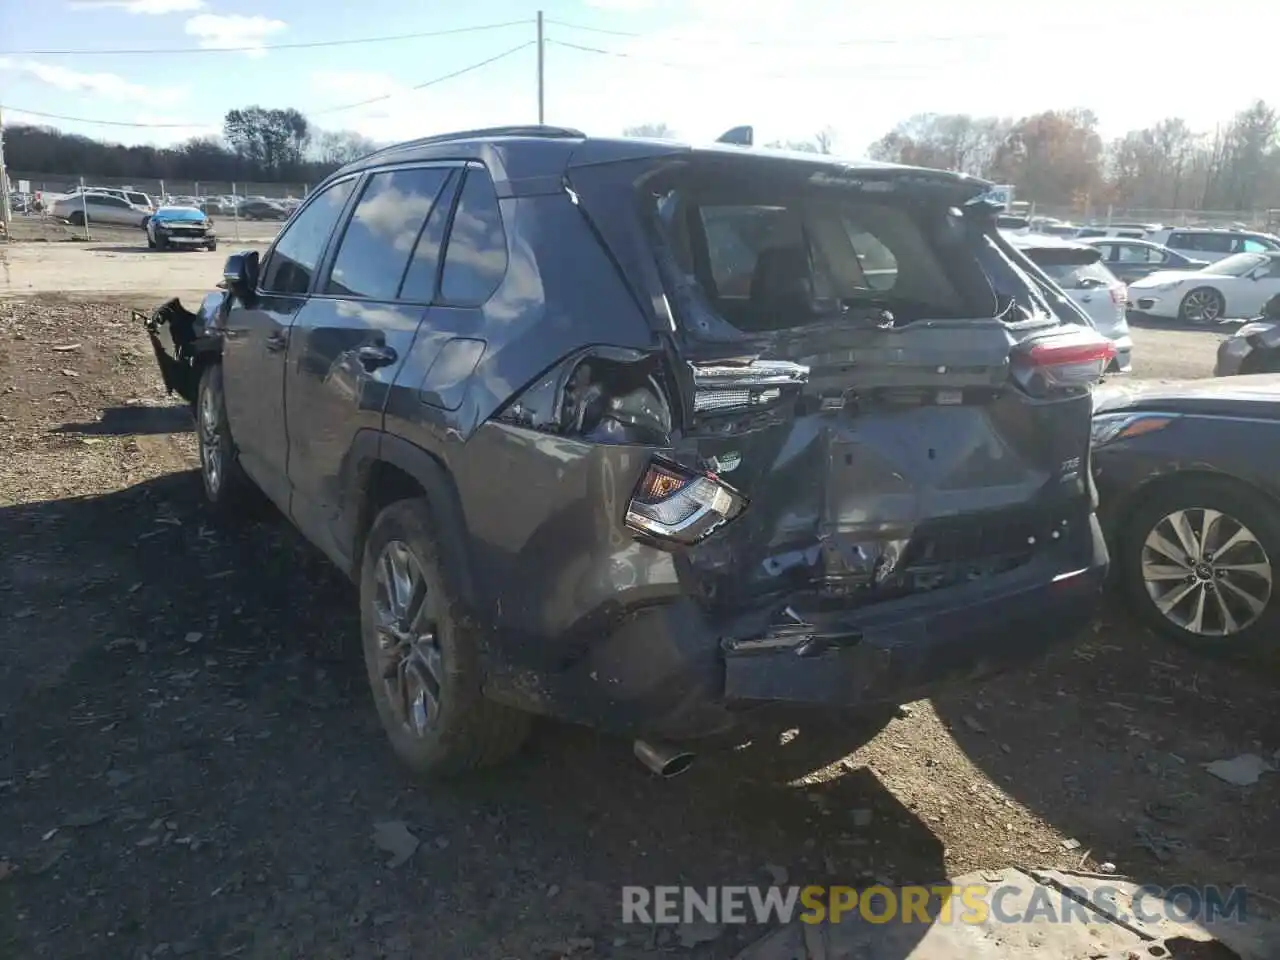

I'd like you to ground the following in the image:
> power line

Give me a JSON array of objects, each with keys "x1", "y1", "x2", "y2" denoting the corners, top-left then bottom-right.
[
  {"x1": 545, "y1": 38, "x2": 806, "y2": 78},
  {"x1": 0, "y1": 19, "x2": 531, "y2": 57},
  {"x1": 0, "y1": 41, "x2": 535, "y2": 128},
  {"x1": 311, "y1": 41, "x2": 534, "y2": 115},
  {"x1": 544, "y1": 17, "x2": 1029, "y2": 47}
]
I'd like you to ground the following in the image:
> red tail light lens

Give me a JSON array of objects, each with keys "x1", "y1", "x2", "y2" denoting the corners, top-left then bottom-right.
[
  {"x1": 625, "y1": 457, "x2": 746, "y2": 545},
  {"x1": 1011, "y1": 330, "x2": 1116, "y2": 396}
]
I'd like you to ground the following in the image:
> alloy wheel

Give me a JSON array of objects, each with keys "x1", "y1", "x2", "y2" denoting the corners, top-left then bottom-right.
[
  {"x1": 199, "y1": 385, "x2": 222, "y2": 497},
  {"x1": 372, "y1": 540, "x2": 444, "y2": 738},
  {"x1": 1182, "y1": 290, "x2": 1222, "y2": 323},
  {"x1": 1141, "y1": 507, "x2": 1272, "y2": 637}
]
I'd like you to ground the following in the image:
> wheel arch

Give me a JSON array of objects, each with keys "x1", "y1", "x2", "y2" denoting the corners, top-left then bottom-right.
[
  {"x1": 343, "y1": 431, "x2": 479, "y2": 611},
  {"x1": 1110, "y1": 467, "x2": 1280, "y2": 559}
]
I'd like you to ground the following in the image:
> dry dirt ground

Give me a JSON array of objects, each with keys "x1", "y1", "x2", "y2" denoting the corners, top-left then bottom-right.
[{"x1": 1, "y1": 256, "x2": 1279, "y2": 959}]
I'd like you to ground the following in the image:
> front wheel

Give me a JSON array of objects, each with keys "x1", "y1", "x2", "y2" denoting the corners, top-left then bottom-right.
[
  {"x1": 1178, "y1": 287, "x2": 1225, "y2": 324},
  {"x1": 359, "y1": 498, "x2": 530, "y2": 778},
  {"x1": 1120, "y1": 477, "x2": 1280, "y2": 660},
  {"x1": 206, "y1": 240, "x2": 218, "y2": 252},
  {"x1": 196, "y1": 364, "x2": 254, "y2": 518}
]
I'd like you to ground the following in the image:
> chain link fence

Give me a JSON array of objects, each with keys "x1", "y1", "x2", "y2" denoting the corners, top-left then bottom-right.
[
  {"x1": 9, "y1": 172, "x2": 311, "y2": 203},
  {"x1": 1021, "y1": 203, "x2": 1280, "y2": 233}
]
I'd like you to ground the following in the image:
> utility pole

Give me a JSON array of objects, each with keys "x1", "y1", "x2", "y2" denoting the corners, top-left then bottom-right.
[
  {"x1": 0, "y1": 103, "x2": 13, "y2": 237},
  {"x1": 536, "y1": 10, "x2": 545, "y2": 125}
]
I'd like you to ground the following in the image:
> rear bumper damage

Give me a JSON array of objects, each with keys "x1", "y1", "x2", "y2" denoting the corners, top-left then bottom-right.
[{"x1": 486, "y1": 511, "x2": 1108, "y2": 740}]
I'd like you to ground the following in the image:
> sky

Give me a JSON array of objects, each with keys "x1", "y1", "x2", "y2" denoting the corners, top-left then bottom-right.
[{"x1": 1, "y1": 0, "x2": 1277, "y2": 155}]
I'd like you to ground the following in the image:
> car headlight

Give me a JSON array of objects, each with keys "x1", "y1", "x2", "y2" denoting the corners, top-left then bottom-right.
[{"x1": 1090, "y1": 412, "x2": 1179, "y2": 447}]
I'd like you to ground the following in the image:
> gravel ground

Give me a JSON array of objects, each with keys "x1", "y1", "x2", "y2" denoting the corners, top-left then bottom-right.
[{"x1": 1, "y1": 297, "x2": 1278, "y2": 960}]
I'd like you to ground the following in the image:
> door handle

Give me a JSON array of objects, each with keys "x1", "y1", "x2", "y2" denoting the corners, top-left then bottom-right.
[
  {"x1": 357, "y1": 344, "x2": 398, "y2": 370},
  {"x1": 265, "y1": 331, "x2": 288, "y2": 352}
]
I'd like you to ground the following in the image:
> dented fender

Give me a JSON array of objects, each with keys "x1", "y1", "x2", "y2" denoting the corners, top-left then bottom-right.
[{"x1": 137, "y1": 292, "x2": 228, "y2": 403}]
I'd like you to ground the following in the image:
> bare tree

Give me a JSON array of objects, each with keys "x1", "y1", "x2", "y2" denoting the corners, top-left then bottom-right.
[{"x1": 622, "y1": 122, "x2": 677, "y2": 140}]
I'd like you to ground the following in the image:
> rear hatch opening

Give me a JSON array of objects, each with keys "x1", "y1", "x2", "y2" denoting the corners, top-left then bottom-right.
[{"x1": 618, "y1": 153, "x2": 1112, "y2": 625}]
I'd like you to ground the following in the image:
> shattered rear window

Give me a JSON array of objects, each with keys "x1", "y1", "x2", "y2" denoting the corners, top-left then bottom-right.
[{"x1": 652, "y1": 179, "x2": 1039, "y2": 332}]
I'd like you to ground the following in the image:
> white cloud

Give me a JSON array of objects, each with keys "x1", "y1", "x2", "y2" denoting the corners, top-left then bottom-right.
[
  {"x1": 581, "y1": 0, "x2": 659, "y2": 9},
  {"x1": 184, "y1": 13, "x2": 286, "y2": 57},
  {"x1": 69, "y1": 0, "x2": 205, "y2": 13},
  {"x1": 0, "y1": 57, "x2": 186, "y2": 107}
]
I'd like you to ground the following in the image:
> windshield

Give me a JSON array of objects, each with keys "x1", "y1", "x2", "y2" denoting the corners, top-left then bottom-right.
[
  {"x1": 156, "y1": 207, "x2": 206, "y2": 221},
  {"x1": 1212, "y1": 252, "x2": 1267, "y2": 276}
]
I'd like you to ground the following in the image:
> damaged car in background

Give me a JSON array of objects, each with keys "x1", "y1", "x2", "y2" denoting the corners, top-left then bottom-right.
[
  {"x1": 140, "y1": 126, "x2": 1113, "y2": 780},
  {"x1": 145, "y1": 205, "x2": 218, "y2": 251}
]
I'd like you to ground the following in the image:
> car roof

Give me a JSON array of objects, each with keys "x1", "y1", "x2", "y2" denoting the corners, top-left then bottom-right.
[
  {"x1": 332, "y1": 125, "x2": 993, "y2": 196},
  {"x1": 1083, "y1": 236, "x2": 1163, "y2": 248},
  {"x1": 1005, "y1": 232, "x2": 1095, "y2": 252}
]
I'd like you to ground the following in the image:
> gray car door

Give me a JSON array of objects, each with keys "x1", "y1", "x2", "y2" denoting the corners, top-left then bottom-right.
[{"x1": 220, "y1": 177, "x2": 357, "y2": 509}]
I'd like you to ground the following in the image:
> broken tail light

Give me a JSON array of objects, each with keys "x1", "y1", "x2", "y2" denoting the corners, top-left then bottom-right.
[
  {"x1": 1011, "y1": 330, "x2": 1116, "y2": 396},
  {"x1": 625, "y1": 457, "x2": 746, "y2": 545},
  {"x1": 1109, "y1": 284, "x2": 1127, "y2": 306}
]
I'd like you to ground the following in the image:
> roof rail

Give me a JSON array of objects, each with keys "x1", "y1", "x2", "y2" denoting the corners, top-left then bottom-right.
[{"x1": 362, "y1": 125, "x2": 587, "y2": 161}]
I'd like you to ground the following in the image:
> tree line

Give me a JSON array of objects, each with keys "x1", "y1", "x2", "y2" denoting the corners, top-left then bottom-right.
[
  {"x1": 5, "y1": 106, "x2": 378, "y2": 185},
  {"x1": 9, "y1": 103, "x2": 1280, "y2": 212}
]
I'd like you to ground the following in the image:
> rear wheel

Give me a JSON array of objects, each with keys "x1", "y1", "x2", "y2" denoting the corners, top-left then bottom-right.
[
  {"x1": 196, "y1": 364, "x2": 254, "y2": 519},
  {"x1": 1178, "y1": 287, "x2": 1225, "y2": 324},
  {"x1": 359, "y1": 497, "x2": 530, "y2": 778},
  {"x1": 1120, "y1": 476, "x2": 1280, "y2": 661},
  {"x1": 68, "y1": 211, "x2": 85, "y2": 227}
]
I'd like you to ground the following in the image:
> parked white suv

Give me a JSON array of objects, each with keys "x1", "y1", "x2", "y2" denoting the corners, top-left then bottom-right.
[
  {"x1": 1146, "y1": 228, "x2": 1280, "y2": 264},
  {"x1": 1008, "y1": 233, "x2": 1132, "y2": 372}
]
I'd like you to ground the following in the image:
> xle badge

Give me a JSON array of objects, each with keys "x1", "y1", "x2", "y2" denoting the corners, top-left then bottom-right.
[{"x1": 1058, "y1": 456, "x2": 1082, "y2": 483}]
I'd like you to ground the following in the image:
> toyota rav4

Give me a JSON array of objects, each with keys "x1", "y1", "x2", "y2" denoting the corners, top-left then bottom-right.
[{"x1": 143, "y1": 125, "x2": 1112, "y2": 778}]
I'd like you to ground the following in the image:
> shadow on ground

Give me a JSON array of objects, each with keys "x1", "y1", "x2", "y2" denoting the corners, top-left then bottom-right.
[
  {"x1": 52, "y1": 404, "x2": 193, "y2": 436},
  {"x1": 0, "y1": 472, "x2": 937, "y2": 960},
  {"x1": 1126, "y1": 312, "x2": 1244, "y2": 333}
]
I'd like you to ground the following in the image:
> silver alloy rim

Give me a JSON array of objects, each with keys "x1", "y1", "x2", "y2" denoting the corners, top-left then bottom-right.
[
  {"x1": 373, "y1": 540, "x2": 443, "y2": 738},
  {"x1": 1183, "y1": 290, "x2": 1222, "y2": 323},
  {"x1": 199, "y1": 385, "x2": 222, "y2": 496},
  {"x1": 1141, "y1": 507, "x2": 1272, "y2": 636}
]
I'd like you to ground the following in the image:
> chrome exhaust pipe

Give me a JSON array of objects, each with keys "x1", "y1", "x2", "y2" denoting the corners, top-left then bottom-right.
[{"x1": 633, "y1": 739, "x2": 695, "y2": 778}]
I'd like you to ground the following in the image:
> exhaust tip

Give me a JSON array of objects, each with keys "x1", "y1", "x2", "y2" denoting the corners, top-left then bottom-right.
[{"x1": 634, "y1": 739, "x2": 695, "y2": 778}]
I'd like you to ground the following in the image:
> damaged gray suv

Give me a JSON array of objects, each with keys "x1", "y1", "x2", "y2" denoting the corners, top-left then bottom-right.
[{"x1": 143, "y1": 125, "x2": 1113, "y2": 778}]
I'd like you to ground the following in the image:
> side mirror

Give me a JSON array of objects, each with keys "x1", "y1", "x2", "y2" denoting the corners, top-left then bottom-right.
[{"x1": 221, "y1": 250, "x2": 259, "y2": 300}]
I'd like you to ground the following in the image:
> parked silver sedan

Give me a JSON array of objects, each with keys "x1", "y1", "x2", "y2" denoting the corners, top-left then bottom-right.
[{"x1": 49, "y1": 192, "x2": 151, "y2": 228}]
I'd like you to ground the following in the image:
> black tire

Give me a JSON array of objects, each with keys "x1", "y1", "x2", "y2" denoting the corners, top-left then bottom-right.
[
  {"x1": 68, "y1": 211, "x2": 85, "y2": 227},
  {"x1": 155, "y1": 233, "x2": 168, "y2": 251},
  {"x1": 359, "y1": 497, "x2": 530, "y2": 777},
  {"x1": 1239, "y1": 347, "x2": 1280, "y2": 374},
  {"x1": 195, "y1": 364, "x2": 255, "y2": 518},
  {"x1": 207, "y1": 240, "x2": 218, "y2": 252},
  {"x1": 146, "y1": 233, "x2": 156, "y2": 250},
  {"x1": 1178, "y1": 287, "x2": 1225, "y2": 325},
  {"x1": 1120, "y1": 476, "x2": 1280, "y2": 661}
]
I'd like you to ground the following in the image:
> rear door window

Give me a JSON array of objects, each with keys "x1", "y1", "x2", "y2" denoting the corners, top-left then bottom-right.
[
  {"x1": 1115, "y1": 243, "x2": 1164, "y2": 263},
  {"x1": 323, "y1": 167, "x2": 451, "y2": 301},
  {"x1": 439, "y1": 167, "x2": 508, "y2": 306},
  {"x1": 1032, "y1": 257, "x2": 1115, "y2": 289},
  {"x1": 260, "y1": 178, "x2": 356, "y2": 296},
  {"x1": 699, "y1": 205, "x2": 802, "y2": 297}
]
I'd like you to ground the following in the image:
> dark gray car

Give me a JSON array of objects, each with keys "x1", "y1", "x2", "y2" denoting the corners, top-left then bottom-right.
[
  {"x1": 1083, "y1": 237, "x2": 1207, "y2": 284},
  {"x1": 142, "y1": 126, "x2": 1113, "y2": 778}
]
